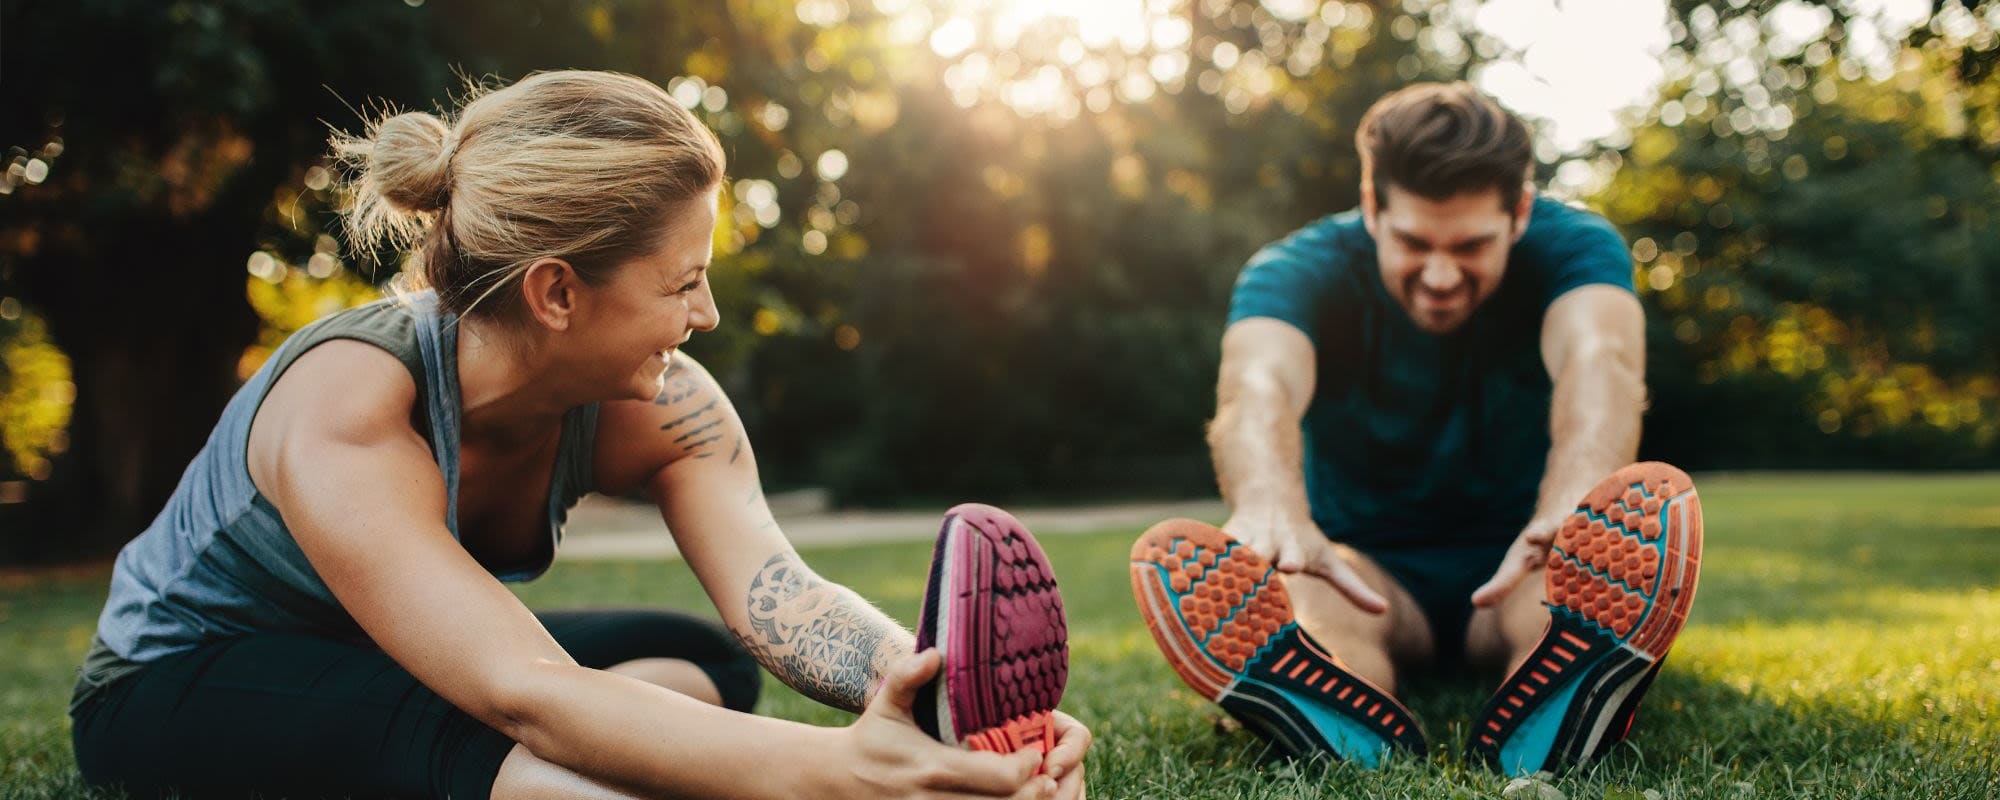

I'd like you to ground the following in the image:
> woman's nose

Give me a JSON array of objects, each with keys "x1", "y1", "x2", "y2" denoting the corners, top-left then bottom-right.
[{"x1": 689, "y1": 282, "x2": 721, "y2": 332}]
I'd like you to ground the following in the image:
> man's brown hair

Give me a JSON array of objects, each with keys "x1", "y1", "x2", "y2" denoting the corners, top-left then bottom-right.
[{"x1": 1356, "y1": 81, "x2": 1533, "y2": 213}]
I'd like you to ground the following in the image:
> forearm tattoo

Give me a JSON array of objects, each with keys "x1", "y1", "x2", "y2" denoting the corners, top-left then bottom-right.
[
  {"x1": 654, "y1": 356, "x2": 743, "y2": 462},
  {"x1": 732, "y1": 552, "x2": 909, "y2": 712}
]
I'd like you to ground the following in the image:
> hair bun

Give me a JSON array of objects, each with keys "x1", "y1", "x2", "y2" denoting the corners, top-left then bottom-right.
[
  {"x1": 331, "y1": 70, "x2": 726, "y2": 322},
  {"x1": 366, "y1": 111, "x2": 456, "y2": 214}
]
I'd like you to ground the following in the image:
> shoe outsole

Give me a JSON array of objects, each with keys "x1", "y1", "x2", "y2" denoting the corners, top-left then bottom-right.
[
  {"x1": 1129, "y1": 519, "x2": 1426, "y2": 766},
  {"x1": 1467, "y1": 462, "x2": 1704, "y2": 775},
  {"x1": 915, "y1": 503, "x2": 1069, "y2": 757}
]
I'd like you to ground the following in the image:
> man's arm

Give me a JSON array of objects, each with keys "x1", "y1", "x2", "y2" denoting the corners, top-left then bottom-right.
[
  {"x1": 1210, "y1": 318, "x2": 1387, "y2": 612},
  {"x1": 1210, "y1": 318, "x2": 1316, "y2": 523},
  {"x1": 1471, "y1": 284, "x2": 1646, "y2": 606}
]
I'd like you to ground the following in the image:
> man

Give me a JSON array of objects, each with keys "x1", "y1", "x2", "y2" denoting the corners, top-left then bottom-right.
[{"x1": 1128, "y1": 82, "x2": 1704, "y2": 775}]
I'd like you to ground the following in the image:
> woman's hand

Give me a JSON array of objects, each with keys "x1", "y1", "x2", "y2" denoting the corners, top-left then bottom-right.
[
  {"x1": 817, "y1": 650, "x2": 1055, "y2": 799},
  {"x1": 1042, "y1": 711, "x2": 1091, "y2": 799}
]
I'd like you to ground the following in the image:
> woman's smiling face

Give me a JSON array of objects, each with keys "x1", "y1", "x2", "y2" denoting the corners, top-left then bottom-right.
[{"x1": 573, "y1": 188, "x2": 722, "y2": 403}]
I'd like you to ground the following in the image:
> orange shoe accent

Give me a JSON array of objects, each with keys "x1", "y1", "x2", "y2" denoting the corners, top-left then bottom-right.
[
  {"x1": 1468, "y1": 462, "x2": 1705, "y2": 775},
  {"x1": 1550, "y1": 462, "x2": 1704, "y2": 656},
  {"x1": 964, "y1": 711, "x2": 1057, "y2": 758},
  {"x1": 1129, "y1": 520, "x2": 1300, "y2": 695},
  {"x1": 1129, "y1": 519, "x2": 1426, "y2": 764}
]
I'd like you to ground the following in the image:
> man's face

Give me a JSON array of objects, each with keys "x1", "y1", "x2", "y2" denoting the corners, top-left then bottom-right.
[{"x1": 1363, "y1": 184, "x2": 1530, "y2": 334}]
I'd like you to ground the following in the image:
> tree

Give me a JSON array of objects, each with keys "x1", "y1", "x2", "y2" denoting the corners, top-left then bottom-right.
[
  {"x1": 8, "y1": 0, "x2": 1992, "y2": 563},
  {"x1": 0, "y1": 0, "x2": 450, "y2": 559},
  {"x1": 1597, "y1": 0, "x2": 2000, "y2": 467}
]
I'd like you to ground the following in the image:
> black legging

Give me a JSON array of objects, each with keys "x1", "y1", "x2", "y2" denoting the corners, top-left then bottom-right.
[{"x1": 70, "y1": 609, "x2": 761, "y2": 799}]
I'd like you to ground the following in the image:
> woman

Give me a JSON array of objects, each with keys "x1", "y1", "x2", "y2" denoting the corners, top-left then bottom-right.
[{"x1": 69, "y1": 70, "x2": 1088, "y2": 799}]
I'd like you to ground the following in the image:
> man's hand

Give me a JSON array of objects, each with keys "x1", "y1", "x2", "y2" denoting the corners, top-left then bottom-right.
[
  {"x1": 1470, "y1": 516, "x2": 1563, "y2": 608},
  {"x1": 1223, "y1": 507, "x2": 1388, "y2": 614}
]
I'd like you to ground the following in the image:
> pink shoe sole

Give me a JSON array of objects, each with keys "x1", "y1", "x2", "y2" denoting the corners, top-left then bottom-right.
[{"x1": 914, "y1": 504, "x2": 1069, "y2": 756}]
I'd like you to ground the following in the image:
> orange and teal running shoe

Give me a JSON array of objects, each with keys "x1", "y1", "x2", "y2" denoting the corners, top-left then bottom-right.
[
  {"x1": 1130, "y1": 519, "x2": 1427, "y2": 766},
  {"x1": 1467, "y1": 462, "x2": 1704, "y2": 775}
]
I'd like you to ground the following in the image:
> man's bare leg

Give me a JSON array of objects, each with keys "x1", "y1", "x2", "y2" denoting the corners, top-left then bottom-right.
[
  {"x1": 1464, "y1": 563, "x2": 1551, "y2": 678},
  {"x1": 490, "y1": 658, "x2": 726, "y2": 799},
  {"x1": 1282, "y1": 544, "x2": 1434, "y2": 694}
]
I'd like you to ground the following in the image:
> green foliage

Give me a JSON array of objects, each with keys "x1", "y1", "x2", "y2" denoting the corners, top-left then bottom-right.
[
  {"x1": 629, "y1": 1, "x2": 1448, "y2": 500},
  {"x1": 1602, "y1": 5, "x2": 2000, "y2": 468},
  {"x1": 0, "y1": 0, "x2": 457, "y2": 556},
  {"x1": 0, "y1": 311, "x2": 72, "y2": 480},
  {"x1": 2, "y1": 0, "x2": 1998, "y2": 552}
]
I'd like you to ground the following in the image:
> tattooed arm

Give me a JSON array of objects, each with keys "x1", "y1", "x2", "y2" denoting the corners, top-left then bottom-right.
[
  {"x1": 733, "y1": 550, "x2": 911, "y2": 710},
  {"x1": 593, "y1": 354, "x2": 913, "y2": 712}
]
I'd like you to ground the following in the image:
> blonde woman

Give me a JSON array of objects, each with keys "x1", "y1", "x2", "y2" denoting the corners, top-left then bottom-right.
[{"x1": 69, "y1": 70, "x2": 1088, "y2": 799}]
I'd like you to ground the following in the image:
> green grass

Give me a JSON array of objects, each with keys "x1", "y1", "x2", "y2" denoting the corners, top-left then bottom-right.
[{"x1": 5, "y1": 473, "x2": 1998, "y2": 799}]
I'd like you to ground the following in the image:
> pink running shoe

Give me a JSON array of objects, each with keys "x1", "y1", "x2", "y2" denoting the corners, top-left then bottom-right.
[{"x1": 914, "y1": 503, "x2": 1070, "y2": 756}]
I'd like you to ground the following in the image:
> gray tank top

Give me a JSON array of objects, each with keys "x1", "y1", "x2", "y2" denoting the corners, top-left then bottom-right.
[{"x1": 74, "y1": 291, "x2": 600, "y2": 708}]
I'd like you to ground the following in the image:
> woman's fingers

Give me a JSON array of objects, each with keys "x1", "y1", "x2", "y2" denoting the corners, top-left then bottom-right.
[
  {"x1": 1042, "y1": 711, "x2": 1091, "y2": 780},
  {"x1": 1053, "y1": 762, "x2": 1086, "y2": 800},
  {"x1": 870, "y1": 649, "x2": 941, "y2": 723},
  {"x1": 921, "y1": 748, "x2": 1042, "y2": 796}
]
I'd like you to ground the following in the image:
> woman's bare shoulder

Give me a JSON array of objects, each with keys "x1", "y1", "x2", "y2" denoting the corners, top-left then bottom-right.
[
  {"x1": 248, "y1": 339, "x2": 428, "y2": 487},
  {"x1": 592, "y1": 353, "x2": 744, "y2": 496}
]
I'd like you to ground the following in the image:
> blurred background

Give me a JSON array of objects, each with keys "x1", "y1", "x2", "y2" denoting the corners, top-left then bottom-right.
[{"x1": 0, "y1": 0, "x2": 1995, "y2": 564}]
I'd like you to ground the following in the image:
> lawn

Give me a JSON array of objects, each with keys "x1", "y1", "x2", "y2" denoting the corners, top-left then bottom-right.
[{"x1": 4, "y1": 473, "x2": 1997, "y2": 799}]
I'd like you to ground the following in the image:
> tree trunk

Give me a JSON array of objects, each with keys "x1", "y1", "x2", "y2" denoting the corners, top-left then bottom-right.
[{"x1": 10, "y1": 209, "x2": 263, "y2": 564}]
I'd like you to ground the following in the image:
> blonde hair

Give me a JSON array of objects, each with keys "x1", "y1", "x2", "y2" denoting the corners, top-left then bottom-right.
[{"x1": 333, "y1": 70, "x2": 725, "y2": 321}]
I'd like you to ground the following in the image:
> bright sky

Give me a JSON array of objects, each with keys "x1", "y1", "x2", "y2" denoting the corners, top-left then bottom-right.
[
  {"x1": 891, "y1": 0, "x2": 1695, "y2": 151},
  {"x1": 856, "y1": 0, "x2": 1945, "y2": 152},
  {"x1": 1470, "y1": 0, "x2": 1673, "y2": 152},
  {"x1": 1472, "y1": 0, "x2": 1933, "y2": 151}
]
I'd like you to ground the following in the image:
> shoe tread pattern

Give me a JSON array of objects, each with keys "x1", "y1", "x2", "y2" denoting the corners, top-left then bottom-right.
[
  {"x1": 941, "y1": 504, "x2": 1069, "y2": 753},
  {"x1": 1130, "y1": 519, "x2": 1425, "y2": 761},
  {"x1": 1469, "y1": 462, "x2": 1703, "y2": 773}
]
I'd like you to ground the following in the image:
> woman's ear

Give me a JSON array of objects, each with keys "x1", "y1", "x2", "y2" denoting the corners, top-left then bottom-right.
[{"x1": 519, "y1": 257, "x2": 579, "y2": 332}]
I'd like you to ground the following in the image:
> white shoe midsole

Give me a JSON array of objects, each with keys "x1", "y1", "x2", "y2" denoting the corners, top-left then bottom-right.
[{"x1": 932, "y1": 521, "x2": 961, "y2": 744}]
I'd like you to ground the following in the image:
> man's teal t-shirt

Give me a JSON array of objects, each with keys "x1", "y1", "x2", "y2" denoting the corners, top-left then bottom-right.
[{"x1": 1226, "y1": 196, "x2": 1634, "y2": 550}]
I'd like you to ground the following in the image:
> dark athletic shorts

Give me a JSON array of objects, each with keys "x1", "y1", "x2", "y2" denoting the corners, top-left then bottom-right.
[
  {"x1": 1350, "y1": 540, "x2": 1515, "y2": 670},
  {"x1": 71, "y1": 608, "x2": 761, "y2": 799}
]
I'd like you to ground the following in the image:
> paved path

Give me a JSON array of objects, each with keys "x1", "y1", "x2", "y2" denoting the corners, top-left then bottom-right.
[{"x1": 560, "y1": 495, "x2": 1227, "y2": 560}]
